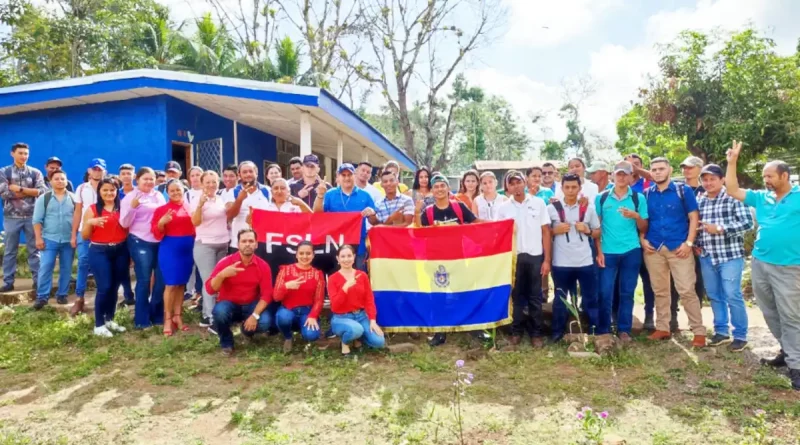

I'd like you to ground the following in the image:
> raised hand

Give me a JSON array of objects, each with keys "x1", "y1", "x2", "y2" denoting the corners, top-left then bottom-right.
[
  {"x1": 158, "y1": 209, "x2": 174, "y2": 226},
  {"x1": 298, "y1": 184, "x2": 312, "y2": 199},
  {"x1": 285, "y1": 276, "x2": 306, "y2": 290},
  {"x1": 619, "y1": 207, "x2": 640, "y2": 220},
  {"x1": 316, "y1": 181, "x2": 327, "y2": 198},
  {"x1": 726, "y1": 140, "x2": 742, "y2": 162},
  {"x1": 130, "y1": 192, "x2": 141, "y2": 209},
  {"x1": 88, "y1": 216, "x2": 109, "y2": 228},
  {"x1": 221, "y1": 261, "x2": 245, "y2": 278}
]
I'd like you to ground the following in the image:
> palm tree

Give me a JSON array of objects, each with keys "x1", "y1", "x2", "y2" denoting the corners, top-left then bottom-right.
[{"x1": 175, "y1": 13, "x2": 236, "y2": 76}]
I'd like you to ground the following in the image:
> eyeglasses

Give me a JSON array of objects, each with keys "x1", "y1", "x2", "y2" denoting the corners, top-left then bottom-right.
[{"x1": 542, "y1": 171, "x2": 555, "y2": 176}]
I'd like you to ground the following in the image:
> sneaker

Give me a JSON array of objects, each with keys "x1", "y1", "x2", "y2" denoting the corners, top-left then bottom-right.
[
  {"x1": 207, "y1": 326, "x2": 218, "y2": 336},
  {"x1": 0, "y1": 284, "x2": 14, "y2": 292},
  {"x1": 643, "y1": 314, "x2": 655, "y2": 331},
  {"x1": 33, "y1": 299, "x2": 47, "y2": 310},
  {"x1": 199, "y1": 317, "x2": 212, "y2": 328},
  {"x1": 221, "y1": 347, "x2": 234, "y2": 357},
  {"x1": 760, "y1": 350, "x2": 787, "y2": 368},
  {"x1": 124, "y1": 299, "x2": 135, "y2": 306},
  {"x1": 105, "y1": 321, "x2": 127, "y2": 333},
  {"x1": 790, "y1": 369, "x2": 800, "y2": 391},
  {"x1": 93, "y1": 326, "x2": 114, "y2": 338},
  {"x1": 708, "y1": 334, "x2": 732, "y2": 347},
  {"x1": 325, "y1": 329, "x2": 337, "y2": 339},
  {"x1": 728, "y1": 340, "x2": 748, "y2": 352},
  {"x1": 56, "y1": 296, "x2": 68, "y2": 305},
  {"x1": 428, "y1": 333, "x2": 447, "y2": 347}
]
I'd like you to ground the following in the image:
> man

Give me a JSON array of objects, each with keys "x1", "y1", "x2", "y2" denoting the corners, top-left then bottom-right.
[
  {"x1": 70, "y1": 158, "x2": 106, "y2": 315},
  {"x1": 642, "y1": 157, "x2": 706, "y2": 347},
  {"x1": 548, "y1": 174, "x2": 600, "y2": 344},
  {"x1": 368, "y1": 170, "x2": 414, "y2": 227},
  {"x1": 680, "y1": 156, "x2": 705, "y2": 195},
  {"x1": 0, "y1": 143, "x2": 46, "y2": 292},
  {"x1": 290, "y1": 154, "x2": 332, "y2": 208},
  {"x1": 495, "y1": 171, "x2": 551, "y2": 348},
  {"x1": 355, "y1": 162, "x2": 383, "y2": 203},
  {"x1": 695, "y1": 163, "x2": 754, "y2": 352},
  {"x1": 624, "y1": 154, "x2": 651, "y2": 193},
  {"x1": 207, "y1": 229, "x2": 274, "y2": 356},
  {"x1": 118, "y1": 163, "x2": 136, "y2": 200},
  {"x1": 314, "y1": 163, "x2": 376, "y2": 271},
  {"x1": 225, "y1": 161, "x2": 271, "y2": 253},
  {"x1": 32, "y1": 170, "x2": 76, "y2": 309},
  {"x1": 541, "y1": 162, "x2": 559, "y2": 193},
  {"x1": 287, "y1": 157, "x2": 303, "y2": 185},
  {"x1": 156, "y1": 161, "x2": 187, "y2": 196},
  {"x1": 595, "y1": 161, "x2": 648, "y2": 345},
  {"x1": 219, "y1": 164, "x2": 238, "y2": 196},
  {"x1": 587, "y1": 161, "x2": 612, "y2": 192},
  {"x1": 556, "y1": 158, "x2": 599, "y2": 203},
  {"x1": 373, "y1": 160, "x2": 409, "y2": 195},
  {"x1": 155, "y1": 170, "x2": 167, "y2": 186},
  {"x1": 725, "y1": 140, "x2": 800, "y2": 390},
  {"x1": 44, "y1": 157, "x2": 74, "y2": 192},
  {"x1": 416, "y1": 173, "x2": 479, "y2": 346}
]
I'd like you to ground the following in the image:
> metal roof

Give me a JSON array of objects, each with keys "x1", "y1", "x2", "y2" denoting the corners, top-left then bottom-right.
[{"x1": 473, "y1": 160, "x2": 563, "y2": 170}]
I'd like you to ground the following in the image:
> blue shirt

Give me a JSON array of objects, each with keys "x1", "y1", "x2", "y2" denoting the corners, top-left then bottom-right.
[
  {"x1": 744, "y1": 185, "x2": 800, "y2": 266},
  {"x1": 631, "y1": 177, "x2": 649, "y2": 194},
  {"x1": 526, "y1": 187, "x2": 554, "y2": 202},
  {"x1": 323, "y1": 187, "x2": 376, "y2": 255},
  {"x1": 595, "y1": 187, "x2": 648, "y2": 254},
  {"x1": 645, "y1": 182, "x2": 698, "y2": 251},
  {"x1": 32, "y1": 191, "x2": 76, "y2": 243}
]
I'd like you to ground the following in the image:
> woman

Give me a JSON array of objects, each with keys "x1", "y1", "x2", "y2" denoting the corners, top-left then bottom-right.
[
  {"x1": 191, "y1": 170, "x2": 230, "y2": 328},
  {"x1": 455, "y1": 170, "x2": 480, "y2": 210},
  {"x1": 526, "y1": 166, "x2": 555, "y2": 202},
  {"x1": 273, "y1": 241, "x2": 324, "y2": 353},
  {"x1": 472, "y1": 172, "x2": 508, "y2": 221},
  {"x1": 82, "y1": 178, "x2": 129, "y2": 337},
  {"x1": 246, "y1": 178, "x2": 312, "y2": 225},
  {"x1": 151, "y1": 180, "x2": 196, "y2": 336},
  {"x1": 121, "y1": 167, "x2": 167, "y2": 328},
  {"x1": 185, "y1": 166, "x2": 204, "y2": 203},
  {"x1": 410, "y1": 167, "x2": 434, "y2": 206},
  {"x1": 265, "y1": 163, "x2": 282, "y2": 187},
  {"x1": 184, "y1": 166, "x2": 204, "y2": 303},
  {"x1": 328, "y1": 245, "x2": 385, "y2": 355}
]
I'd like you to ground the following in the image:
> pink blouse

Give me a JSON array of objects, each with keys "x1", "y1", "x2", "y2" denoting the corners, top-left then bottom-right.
[
  {"x1": 189, "y1": 194, "x2": 230, "y2": 244},
  {"x1": 120, "y1": 189, "x2": 166, "y2": 243}
]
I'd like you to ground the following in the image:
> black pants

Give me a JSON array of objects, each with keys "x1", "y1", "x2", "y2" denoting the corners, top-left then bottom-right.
[{"x1": 511, "y1": 253, "x2": 544, "y2": 338}]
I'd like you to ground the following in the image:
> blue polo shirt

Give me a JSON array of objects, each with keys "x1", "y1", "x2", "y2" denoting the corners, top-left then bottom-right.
[
  {"x1": 744, "y1": 185, "x2": 800, "y2": 266},
  {"x1": 645, "y1": 182, "x2": 698, "y2": 251},
  {"x1": 323, "y1": 186, "x2": 376, "y2": 255},
  {"x1": 595, "y1": 187, "x2": 648, "y2": 254}
]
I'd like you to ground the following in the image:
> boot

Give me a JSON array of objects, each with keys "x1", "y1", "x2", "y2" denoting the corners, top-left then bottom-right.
[
  {"x1": 760, "y1": 350, "x2": 787, "y2": 368},
  {"x1": 789, "y1": 369, "x2": 800, "y2": 391},
  {"x1": 691, "y1": 335, "x2": 706, "y2": 348},
  {"x1": 69, "y1": 298, "x2": 85, "y2": 317},
  {"x1": 643, "y1": 313, "x2": 655, "y2": 331},
  {"x1": 648, "y1": 330, "x2": 671, "y2": 341}
]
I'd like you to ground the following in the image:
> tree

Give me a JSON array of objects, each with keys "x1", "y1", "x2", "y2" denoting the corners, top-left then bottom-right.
[
  {"x1": 540, "y1": 140, "x2": 565, "y2": 161},
  {"x1": 350, "y1": 0, "x2": 505, "y2": 171},
  {"x1": 615, "y1": 104, "x2": 687, "y2": 165},
  {"x1": 176, "y1": 13, "x2": 238, "y2": 76}
]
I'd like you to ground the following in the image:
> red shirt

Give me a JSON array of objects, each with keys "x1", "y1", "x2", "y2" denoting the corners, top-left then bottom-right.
[
  {"x1": 151, "y1": 201, "x2": 196, "y2": 240},
  {"x1": 87, "y1": 207, "x2": 128, "y2": 244},
  {"x1": 273, "y1": 264, "x2": 325, "y2": 318},
  {"x1": 327, "y1": 270, "x2": 377, "y2": 320},
  {"x1": 205, "y1": 253, "x2": 273, "y2": 306}
]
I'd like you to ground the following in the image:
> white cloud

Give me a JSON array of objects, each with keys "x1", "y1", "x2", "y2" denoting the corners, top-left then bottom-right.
[{"x1": 504, "y1": 0, "x2": 622, "y2": 47}]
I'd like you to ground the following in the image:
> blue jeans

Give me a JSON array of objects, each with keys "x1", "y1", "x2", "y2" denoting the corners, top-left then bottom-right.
[
  {"x1": 88, "y1": 243, "x2": 130, "y2": 328},
  {"x1": 600, "y1": 248, "x2": 642, "y2": 335},
  {"x1": 75, "y1": 232, "x2": 90, "y2": 297},
  {"x1": 331, "y1": 310, "x2": 385, "y2": 348},
  {"x1": 551, "y1": 265, "x2": 598, "y2": 338},
  {"x1": 2, "y1": 218, "x2": 39, "y2": 286},
  {"x1": 613, "y1": 253, "x2": 655, "y2": 319},
  {"x1": 699, "y1": 256, "x2": 747, "y2": 341},
  {"x1": 128, "y1": 235, "x2": 165, "y2": 328},
  {"x1": 36, "y1": 239, "x2": 75, "y2": 301},
  {"x1": 212, "y1": 300, "x2": 274, "y2": 349},
  {"x1": 275, "y1": 305, "x2": 321, "y2": 341}
]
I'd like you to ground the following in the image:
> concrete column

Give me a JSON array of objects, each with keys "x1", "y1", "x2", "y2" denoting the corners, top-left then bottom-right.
[
  {"x1": 324, "y1": 157, "x2": 332, "y2": 182},
  {"x1": 300, "y1": 111, "x2": 312, "y2": 157},
  {"x1": 362, "y1": 147, "x2": 369, "y2": 162},
  {"x1": 233, "y1": 121, "x2": 239, "y2": 165},
  {"x1": 336, "y1": 133, "x2": 344, "y2": 167}
]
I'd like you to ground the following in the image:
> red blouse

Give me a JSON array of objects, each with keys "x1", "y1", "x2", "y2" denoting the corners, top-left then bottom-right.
[
  {"x1": 273, "y1": 264, "x2": 325, "y2": 318},
  {"x1": 151, "y1": 200, "x2": 196, "y2": 240},
  {"x1": 327, "y1": 270, "x2": 377, "y2": 320},
  {"x1": 88, "y1": 206, "x2": 128, "y2": 244}
]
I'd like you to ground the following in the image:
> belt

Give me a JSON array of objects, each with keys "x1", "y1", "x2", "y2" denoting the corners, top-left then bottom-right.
[{"x1": 90, "y1": 242, "x2": 122, "y2": 247}]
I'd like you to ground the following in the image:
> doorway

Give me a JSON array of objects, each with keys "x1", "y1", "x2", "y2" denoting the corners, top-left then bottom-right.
[{"x1": 171, "y1": 141, "x2": 193, "y2": 174}]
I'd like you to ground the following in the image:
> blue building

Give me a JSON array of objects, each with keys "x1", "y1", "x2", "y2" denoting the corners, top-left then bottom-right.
[{"x1": 0, "y1": 70, "x2": 415, "y2": 204}]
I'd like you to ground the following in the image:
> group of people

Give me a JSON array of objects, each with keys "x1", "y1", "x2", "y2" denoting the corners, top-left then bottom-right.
[{"x1": 1, "y1": 141, "x2": 797, "y2": 390}]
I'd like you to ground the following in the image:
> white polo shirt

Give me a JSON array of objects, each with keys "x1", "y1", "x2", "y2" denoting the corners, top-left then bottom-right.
[
  {"x1": 555, "y1": 179, "x2": 599, "y2": 203},
  {"x1": 495, "y1": 195, "x2": 551, "y2": 256},
  {"x1": 74, "y1": 181, "x2": 98, "y2": 231},
  {"x1": 223, "y1": 186, "x2": 273, "y2": 248}
]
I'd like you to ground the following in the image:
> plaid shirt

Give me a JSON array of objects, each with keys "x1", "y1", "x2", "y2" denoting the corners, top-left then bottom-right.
[
  {"x1": 0, "y1": 164, "x2": 47, "y2": 218},
  {"x1": 696, "y1": 188, "x2": 754, "y2": 265},
  {"x1": 374, "y1": 193, "x2": 414, "y2": 223}
]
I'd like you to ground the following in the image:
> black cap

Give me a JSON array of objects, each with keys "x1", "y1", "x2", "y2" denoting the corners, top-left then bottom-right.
[
  {"x1": 700, "y1": 164, "x2": 724, "y2": 178},
  {"x1": 165, "y1": 161, "x2": 182, "y2": 173},
  {"x1": 46, "y1": 156, "x2": 62, "y2": 166},
  {"x1": 155, "y1": 170, "x2": 166, "y2": 177},
  {"x1": 302, "y1": 154, "x2": 320, "y2": 165}
]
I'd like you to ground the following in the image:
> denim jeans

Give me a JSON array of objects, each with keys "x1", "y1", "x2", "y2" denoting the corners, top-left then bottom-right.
[
  {"x1": 2, "y1": 218, "x2": 39, "y2": 286},
  {"x1": 212, "y1": 300, "x2": 274, "y2": 349},
  {"x1": 276, "y1": 305, "x2": 321, "y2": 341},
  {"x1": 36, "y1": 239, "x2": 75, "y2": 301},
  {"x1": 128, "y1": 235, "x2": 165, "y2": 328},
  {"x1": 331, "y1": 310, "x2": 385, "y2": 348},
  {"x1": 75, "y1": 232, "x2": 90, "y2": 297},
  {"x1": 551, "y1": 265, "x2": 598, "y2": 338},
  {"x1": 699, "y1": 256, "x2": 747, "y2": 341},
  {"x1": 88, "y1": 243, "x2": 130, "y2": 328},
  {"x1": 613, "y1": 252, "x2": 655, "y2": 319},
  {"x1": 599, "y1": 248, "x2": 642, "y2": 335}
]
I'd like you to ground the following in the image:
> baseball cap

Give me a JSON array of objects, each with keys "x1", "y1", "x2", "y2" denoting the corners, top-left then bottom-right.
[
  {"x1": 89, "y1": 158, "x2": 107, "y2": 170},
  {"x1": 303, "y1": 154, "x2": 320, "y2": 165},
  {"x1": 700, "y1": 164, "x2": 724, "y2": 178},
  {"x1": 505, "y1": 170, "x2": 525, "y2": 185},
  {"x1": 165, "y1": 161, "x2": 181, "y2": 173},
  {"x1": 155, "y1": 170, "x2": 166, "y2": 177},
  {"x1": 337, "y1": 163, "x2": 355, "y2": 174},
  {"x1": 430, "y1": 173, "x2": 449, "y2": 186},
  {"x1": 46, "y1": 156, "x2": 63, "y2": 166},
  {"x1": 680, "y1": 156, "x2": 704, "y2": 168},
  {"x1": 586, "y1": 161, "x2": 611, "y2": 173},
  {"x1": 614, "y1": 161, "x2": 633, "y2": 175}
]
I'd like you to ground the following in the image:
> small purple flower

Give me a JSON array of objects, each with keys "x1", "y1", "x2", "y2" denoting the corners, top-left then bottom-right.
[
  {"x1": 467, "y1": 373, "x2": 474, "y2": 381},
  {"x1": 600, "y1": 411, "x2": 609, "y2": 419},
  {"x1": 576, "y1": 412, "x2": 585, "y2": 420},
  {"x1": 582, "y1": 406, "x2": 592, "y2": 413},
  {"x1": 755, "y1": 409, "x2": 766, "y2": 417},
  {"x1": 455, "y1": 360, "x2": 465, "y2": 368}
]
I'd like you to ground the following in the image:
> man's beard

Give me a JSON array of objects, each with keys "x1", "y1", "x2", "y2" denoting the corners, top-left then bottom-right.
[
  {"x1": 239, "y1": 247, "x2": 255, "y2": 256},
  {"x1": 654, "y1": 177, "x2": 669, "y2": 185}
]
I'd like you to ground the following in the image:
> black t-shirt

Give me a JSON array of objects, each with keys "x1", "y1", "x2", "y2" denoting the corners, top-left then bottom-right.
[
  {"x1": 290, "y1": 179, "x2": 333, "y2": 208},
  {"x1": 420, "y1": 202, "x2": 477, "y2": 226}
]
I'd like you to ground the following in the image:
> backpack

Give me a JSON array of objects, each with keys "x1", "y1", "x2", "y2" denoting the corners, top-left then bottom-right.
[
  {"x1": 233, "y1": 184, "x2": 271, "y2": 201},
  {"x1": 644, "y1": 182, "x2": 689, "y2": 219},
  {"x1": 598, "y1": 189, "x2": 640, "y2": 218},
  {"x1": 551, "y1": 200, "x2": 589, "y2": 243},
  {"x1": 43, "y1": 190, "x2": 74, "y2": 210},
  {"x1": 425, "y1": 200, "x2": 464, "y2": 225}
]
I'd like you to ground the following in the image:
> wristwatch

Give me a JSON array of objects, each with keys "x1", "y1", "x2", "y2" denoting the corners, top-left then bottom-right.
[
  {"x1": 686, "y1": 241, "x2": 694, "y2": 247},
  {"x1": 251, "y1": 312, "x2": 260, "y2": 320}
]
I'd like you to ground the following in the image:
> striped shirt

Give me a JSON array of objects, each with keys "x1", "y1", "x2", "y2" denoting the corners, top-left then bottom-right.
[{"x1": 696, "y1": 188, "x2": 754, "y2": 266}]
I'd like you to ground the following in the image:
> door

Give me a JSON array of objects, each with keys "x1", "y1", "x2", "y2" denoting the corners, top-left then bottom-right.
[{"x1": 171, "y1": 141, "x2": 193, "y2": 174}]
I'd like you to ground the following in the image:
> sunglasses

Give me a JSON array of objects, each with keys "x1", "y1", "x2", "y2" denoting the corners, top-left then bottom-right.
[{"x1": 542, "y1": 171, "x2": 555, "y2": 176}]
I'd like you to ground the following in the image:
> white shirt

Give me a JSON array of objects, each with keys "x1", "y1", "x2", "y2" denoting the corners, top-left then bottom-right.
[
  {"x1": 474, "y1": 194, "x2": 509, "y2": 221},
  {"x1": 555, "y1": 179, "x2": 599, "y2": 204},
  {"x1": 184, "y1": 188, "x2": 203, "y2": 205},
  {"x1": 258, "y1": 200, "x2": 302, "y2": 213},
  {"x1": 358, "y1": 183, "x2": 383, "y2": 203},
  {"x1": 74, "y1": 182, "x2": 98, "y2": 231},
  {"x1": 223, "y1": 188, "x2": 273, "y2": 248},
  {"x1": 495, "y1": 195, "x2": 551, "y2": 256}
]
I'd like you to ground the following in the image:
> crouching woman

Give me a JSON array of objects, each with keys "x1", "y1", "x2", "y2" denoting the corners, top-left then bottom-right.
[{"x1": 273, "y1": 241, "x2": 324, "y2": 352}]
